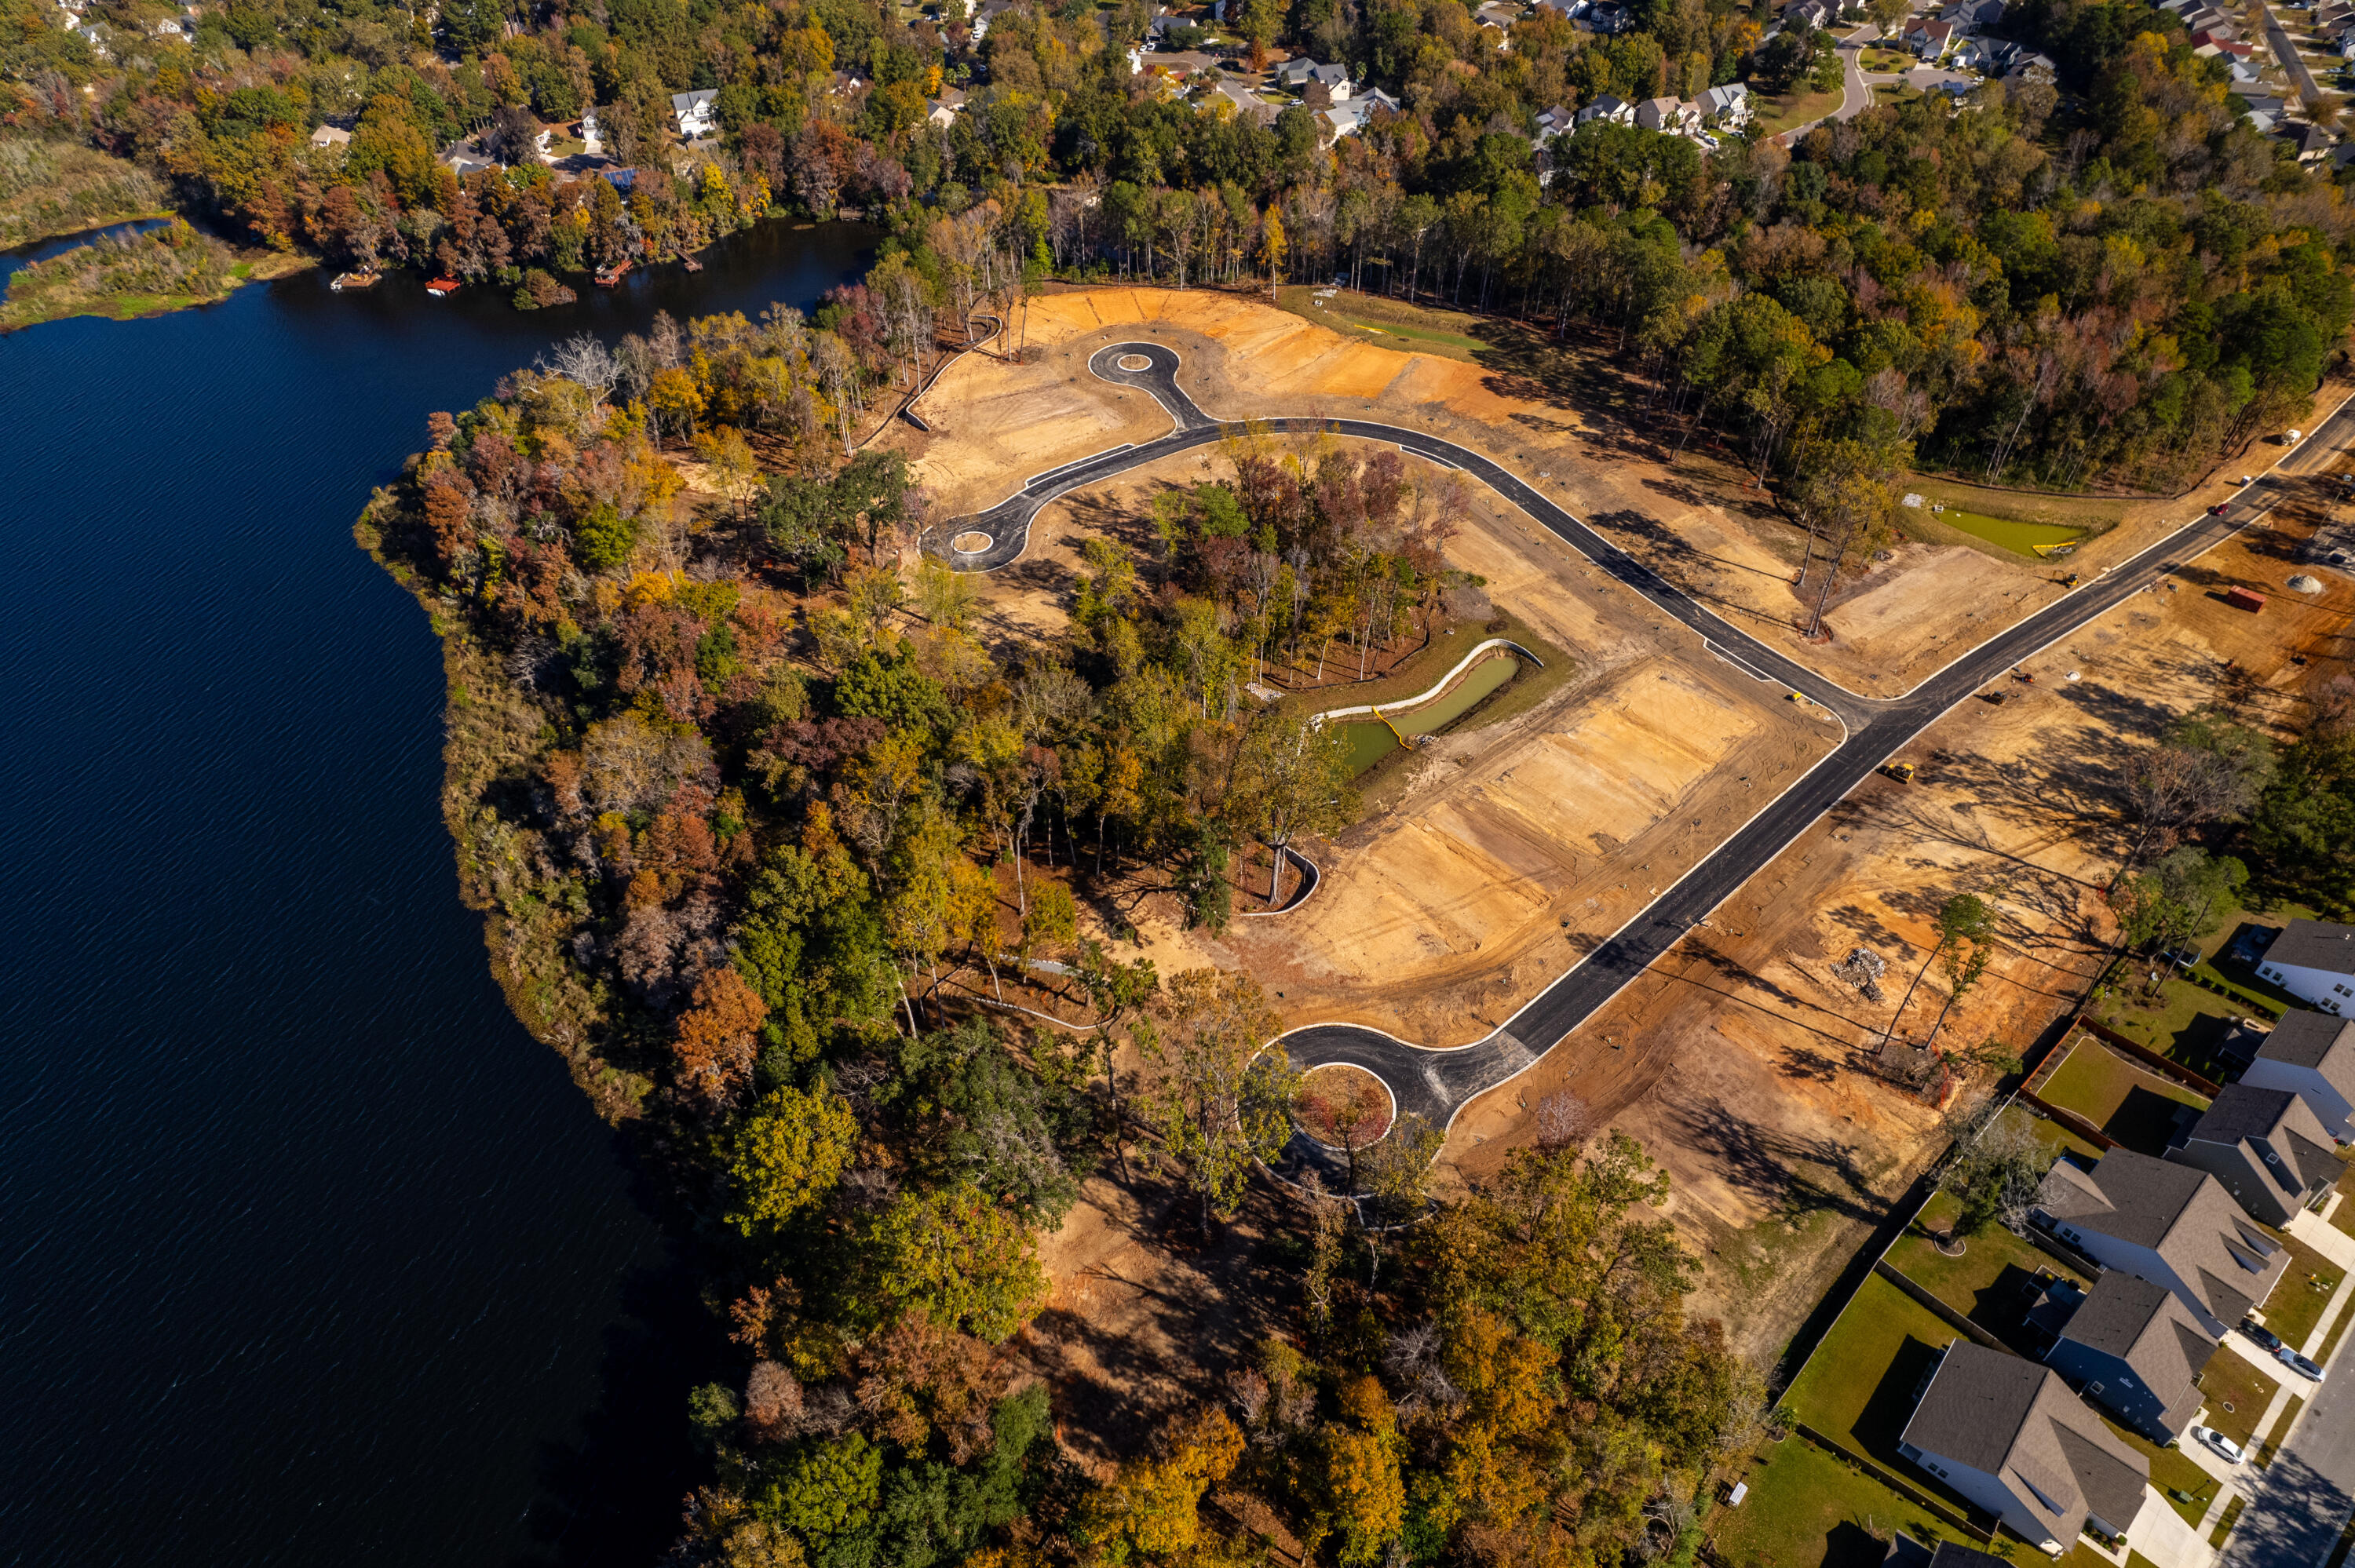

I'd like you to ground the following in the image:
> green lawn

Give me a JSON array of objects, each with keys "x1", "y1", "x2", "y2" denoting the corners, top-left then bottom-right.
[
  {"x1": 2088, "y1": 978, "x2": 2263, "y2": 1081},
  {"x1": 1708, "y1": 1437, "x2": 1985, "y2": 1568},
  {"x1": 2196, "y1": 1345, "x2": 2282, "y2": 1449},
  {"x1": 2255, "y1": 1227, "x2": 2343, "y2": 1350},
  {"x1": 2317, "y1": 1285, "x2": 2355, "y2": 1370},
  {"x1": 1748, "y1": 84, "x2": 1842, "y2": 137},
  {"x1": 2211, "y1": 1495, "x2": 2247, "y2": 1546},
  {"x1": 2257, "y1": 1395, "x2": 2306, "y2": 1469},
  {"x1": 1886, "y1": 1191, "x2": 2085, "y2": 1337},
  {"x1": 1783, "y1": 1273, "x2": 1976, "y2": 1499},
  {"x1": 2036, "y1": 1037, "x2": 2209, "y2": 1154},
  {"x1": 2014, "y1": 1100, "x2": 2105, "y2": 1164},
  {"x1": 2104, "y1": 1415, "x2": 2222, "y2": 1528},
  {"x1": 2329, "y1": 1157, "x2": 2355, "y2": 1242}
]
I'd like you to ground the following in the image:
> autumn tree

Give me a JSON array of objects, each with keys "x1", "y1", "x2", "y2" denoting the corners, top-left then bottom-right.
[
  {"x1": 1229, "y1": 707, "x2": 1357, "y2": 909},
  {"x1": 867, "y1": 1181, "x2": 1046, "y2": 1341},
  {"x1": 1139, "y1": 968, "x2": 1301, "y2": 1236}
]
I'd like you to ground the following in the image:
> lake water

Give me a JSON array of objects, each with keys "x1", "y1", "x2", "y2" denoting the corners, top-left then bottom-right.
[{"x1": 0, "y1": 221, "x2": 874, "y2": 1568}]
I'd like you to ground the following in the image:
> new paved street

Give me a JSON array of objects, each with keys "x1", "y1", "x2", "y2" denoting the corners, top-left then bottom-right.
[{"x1": 935, "y1": 340, "x2": 2350, "y2": 1185}]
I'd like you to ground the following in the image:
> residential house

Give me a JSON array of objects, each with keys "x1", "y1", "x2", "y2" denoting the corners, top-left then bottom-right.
[
  {"x1": 1634, "y1": 95, "x2": 1700, "y2": 133},
  {"x1": 1533, "y1": 103, "x2": 1577, "y2": 140},
  {"x1": 2338, "y1": 26, "x2": 2355, "y2": 56},
  {"x1": 2286, "y1": 121, "x2": 2342, "y2": 162},
  {"x1": 2319, "y1": 0, "x2": 2355, "y2": 27},
  {"x1": 971, "y1": 0, "x2": 1014, "y2": 38},
  {"x1": 1585, "y1": 0, "x2": 1630, "y2": 30},
  {"x1": 1476, "y1": 0, "x2": 1521, "y2": 26},
  {"x1": 926, "y1": 86, "x2": 969, "y2": 129},
  {"x1": 2028, "y1": 1272, "x2": 2218, "y2": 1442},
  {"x1": 1782, "y1": 0, "x2": 1841, "y2": 27},
  {"x1": 670, "y1": 89, "x2": 717, "y2": 140},
  {"x1": 1322, "y1": 87, "x2": 1400, "y2": 137},
  {"x1": 1947, "y1": 0, "x2": 2005, "y2": 30},
  {"x1": 1897, "y1": 1341, "x2": 2150, "y2": 1552},
  {"x1": 2005, "y1": 47, "x2": 2057, "y2": 78},
  {"x1": 2034, "y1": 1149, "x2": 2289, "y2": 1336},
  {"x1": 1208, "y1": 78, "x2": 1274, "y2": 119},
  {"x1": 2240, "y1": 1009, "x2": 2355, "y2": 1140},
  {"x1": 309, "y1": 123, "x2": 352, "y2": 150},
  {"x1": 2180, "y1": 6, "x2": 2235, "y2": 33},
  {"x1": 2168, "y1": 1083, "x2": 2341, "y2": 1224},
  {"x1": 1698, "y1": 81, "x2": 1751, "y2": 124},
  {"x1": 1276, "y1": 57, "x2": 1354, "y2": 97},
  {"x1": 1533, "y1": 0, "x2": 1591, "y2": 19},
  {"x1": 1903, "y1": 16, "x2": 1956, "y2": 55},
  {"x1": 1574, "y1": 92, "x2": 1636, "y2": 126},
  {"x1": 2258, "y1": 919, "x2": 2355, "y2": 1013}
]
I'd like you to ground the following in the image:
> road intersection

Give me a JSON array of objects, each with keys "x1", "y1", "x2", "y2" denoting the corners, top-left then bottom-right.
[{"x1": 932, "y1": 339, "x2": 2346, "y2": 1186}]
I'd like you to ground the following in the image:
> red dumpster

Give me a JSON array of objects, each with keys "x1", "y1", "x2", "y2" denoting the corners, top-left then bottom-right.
[{"x1": 2226, "y1": 586, "x2": 2267, "y2": 612}]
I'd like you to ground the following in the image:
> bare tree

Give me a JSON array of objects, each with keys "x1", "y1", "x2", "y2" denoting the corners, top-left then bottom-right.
[
  {"x1": 540, "y1": 332, "x2": 619, "y2": 413},
  {"x1": 1533, "y1": 1090, "x2": 1595, "y2": 1150}
]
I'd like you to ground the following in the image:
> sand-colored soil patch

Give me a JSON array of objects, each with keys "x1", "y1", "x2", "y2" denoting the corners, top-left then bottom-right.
[{"x1": 1442, "y1": 494, "x2": 2355, "y2": 1361}]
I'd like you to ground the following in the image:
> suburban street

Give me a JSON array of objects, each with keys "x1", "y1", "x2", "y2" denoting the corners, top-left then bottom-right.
[
  {"x1": 2263, "y1": 0, "x2": 2324, "y2": 108},
  {"x1": 936, "y1": 341, "x2": 2355, "y2": 1186},
  {"x1": 2218, "y1": 1353, "x2": 2355, "y2": 1566}
]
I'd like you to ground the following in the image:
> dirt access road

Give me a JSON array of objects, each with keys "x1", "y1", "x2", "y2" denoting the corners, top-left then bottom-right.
[{"x1": 936, "y1": 337, "x2": 2347, "y2": 1187}]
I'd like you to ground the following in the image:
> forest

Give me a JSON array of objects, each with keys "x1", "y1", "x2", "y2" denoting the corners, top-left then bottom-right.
[
  {"x1": 350, "y1": 295, "x2": 1761, "y2": 1565},
  {"x1": 3, "y1": 0, "x2": 2353, "y2": 484}
]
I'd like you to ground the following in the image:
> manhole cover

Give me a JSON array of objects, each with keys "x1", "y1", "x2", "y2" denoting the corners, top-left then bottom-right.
[
  {"x1": 1117, "y1": 353, "x2": 1152, "y2": 371},
  {"x1": 951, "y1": 531, "x2": 992, "y2": 553}
]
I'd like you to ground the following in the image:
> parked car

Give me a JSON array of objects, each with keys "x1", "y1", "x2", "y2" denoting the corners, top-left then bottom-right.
[
  {"x1": 2242, "y1": 1319, "x2": 2285, "y2": 1353},
  {"x1": 2279, "y1": 1345, "x2": 2327, "y2": 1383},
  {"x1": 2163, "y1": 946, "x2": 2200, "y2": 969},
  {"x1": 2192, "y1": 1424, "x2": 2247, "y2": 1464},
  {"x1": 2210, "y1": 503, "x2": 2233, "y2": 516}
]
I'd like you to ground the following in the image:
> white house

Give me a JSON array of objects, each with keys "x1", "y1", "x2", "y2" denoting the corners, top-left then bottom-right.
[
  {"x1": 670, "y1": 88, "x2": 717, "y2": 139},
  {"x1": 926, "y1": 87, "x2": 969, "y2": 128},
  {"x1": 1322, "y1": 86, "x2": 1400, "y2": 138},
  {"x1": 2033, "y1": 1149, "x2": 2289, "y2": 1337},
  {"x1": 1276, "y1": 57, "x2": 1353, "y2": 97},
  {"x1": 1574, "y1": 92, "x2": 1635, "y2": 126},
  {"x1": 1897, "y1": 1341, "x2": 2149, "y2": 1553},
  {"x1": 309, "y1": 123, "x2": 352, "y2": 150},
  {"x1": 1698, "y1": 82, "x2": 1749, "y2": 124},
  {"x1": 2258, "y1": 919, "x2": 2355, "y2": 1013},
  {"x1": 1903, "y1": 16, "x2": 1957, "y2": 56},
  {"x1": 2240, "y1": 1009, "x2": 2355, "y2": 1140},
  {"x1": 971, "y1": 0, "x2": 1014, "y2": 38}
]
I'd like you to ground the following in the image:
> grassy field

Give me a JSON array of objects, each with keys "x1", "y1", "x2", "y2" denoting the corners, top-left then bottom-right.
[
  {"x1": 1886, "y1": 1191, "x2": 2084, "y2": 1335},
  {"x1": 2211, "y1": 1494, "x2": 2247, "y2": 1546},
  {"x1": 1707, "y1": 1437, "x2": 1986, "y2": 1568},
  {"x1": 1275, "y1": 286, "x2": 1495, "y2": 363},
  {"x1": 0, "y1": 136, "x2": 171, "y2": 251},
  {"x1": 2014, "y1": 1099, "x2": 2105, "y2": 1164},
  {"x1": 2257, "y1": 1227, "x2": 2343, "y2": 1349},
  {"x1": 2090, "y1": 977, "x2": 2258, "y2": 1079},
  {"x1": 2036, "y1": 1037, "x2": 2209, "y2": 1154},
  {"x1": 1897, "y1": 472, "x2": 2138, "y2": 528},
  {"x1": 1748, "y1": 84, "x2": 1842, "y2": 137},
  {"x1": 1782, "y1": 1273, "x2": 1973, "y2": 1494},
  {"x1": 0, "y1": 218, "x2": 256, "y2": 331},
  {"x1": 2197, "y1": 1346, "x2": 2282, "y2": 1449}
]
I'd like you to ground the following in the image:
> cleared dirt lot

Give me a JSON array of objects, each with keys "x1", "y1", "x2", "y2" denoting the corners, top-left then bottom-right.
[
  {"x1": 1449, "y1": 502, "x2": 2355, "y2": 1361},
  {"x1": 897, "y1": 286, "x2": 2355, "y2": 1380}
]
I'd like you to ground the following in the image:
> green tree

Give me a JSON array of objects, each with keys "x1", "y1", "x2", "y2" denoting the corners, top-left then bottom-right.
[
  {"x1": 1938, "y1": 1102, "x2": 2052, "y2": 1236},
  {"x1": 868, "y1": 1181, "x2": 1046, "y2": 1341},
  {"x1": 1139, "y1": 968, "x2": 1301, "y2": 1237},
  {"x1": 727, "y1": 1083, "x2": 860, "y2": 1238},
  {"x1": 1229, "y1": 706, "x2": 1357, "y2": 910}
]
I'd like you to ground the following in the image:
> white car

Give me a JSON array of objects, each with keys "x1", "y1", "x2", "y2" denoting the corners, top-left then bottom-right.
[{"x1": 2191, "y1": 1424, "x2": 2247, "y2": 1464}]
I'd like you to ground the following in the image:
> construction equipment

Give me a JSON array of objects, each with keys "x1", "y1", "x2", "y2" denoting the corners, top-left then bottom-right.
[
  {"x1": 2059, "y1": 572, "x2": 2081, "y2": 589},
  {"x1": 1883, "y1": 761, "x2": 1918, "y2": 784}
]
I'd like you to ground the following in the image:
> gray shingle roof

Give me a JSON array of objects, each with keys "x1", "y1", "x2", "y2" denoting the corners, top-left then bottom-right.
[
  {"x1": 2055, "y1": 1272, "x2": 2214, "y2": 1431},
  {"x1": 1900, "y1": 1343, "x2": 2149, "y2": 1541},
  {"x1": 2038, "y1": 1148, "x2": 2287, "y2": 1326},
  {"x1": 2265, "y1": 918, "x2": 2355, "y2": 975},
  {"x1": 2258, "y1": 1009, "x2": 2355, "y2": 1101},
  {"x1": 2189, "y1": 1084, "x2": 2342, "y2": 1193}
]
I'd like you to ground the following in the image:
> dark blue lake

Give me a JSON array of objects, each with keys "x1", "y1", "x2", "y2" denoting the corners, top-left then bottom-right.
[{"x1": 0, "y1": 221, "x2": 874, "y2": 1568}]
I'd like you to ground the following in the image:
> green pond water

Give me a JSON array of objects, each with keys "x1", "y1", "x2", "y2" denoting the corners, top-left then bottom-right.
[
  {"x1": 1932, "y1": 507, "x2": 2088, "y2": 558},
  {"x1": 1338, "y1": 654, "x2": 1521, "y2": 773}
]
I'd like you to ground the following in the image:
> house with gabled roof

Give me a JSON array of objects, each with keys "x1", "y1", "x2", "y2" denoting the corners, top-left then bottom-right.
[
  {"x1": 1897, "y1": 1341, "x2": 2149, "y2": 1552},
  {"x1": 1574, "y1": 92, "x2": 1635, "y2": 126},
  {"x1": 670, "y1": 89, "x2": 717, "y2": 140},
  {"x1": 2239, "y1": 1008, "x2": 2355, "y2": 1140},
  {"x1": 2168, "y1": 1082, "x2": 2341, "y2": 1225},
  {"x1": 2032, "y1": 1148, "x2": 2289, "y2": 1336},
  {"x1": 2027, "y1": 1271, "x2": 2217, "y2": 1442},
  {"x1": 2258, "y1": 918, "x2": 2355, "y2": 1013}
]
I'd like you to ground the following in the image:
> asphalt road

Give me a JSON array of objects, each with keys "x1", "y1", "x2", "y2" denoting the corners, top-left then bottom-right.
[
  {"x1": 2264, "y1": 1, "x2": 2324, "y2": 108},
  {"x1": 2218, "y1": 1358, "x2": 2355, "y2": 1567},
  {"x1": 934, "y1": 341, "x2": 2344, "y2": 1187}
]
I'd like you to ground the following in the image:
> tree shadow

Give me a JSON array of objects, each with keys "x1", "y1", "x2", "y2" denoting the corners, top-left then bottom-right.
[{"x1": 1667, "y1": 1088, "x2": 1884, "y2": 1225}]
